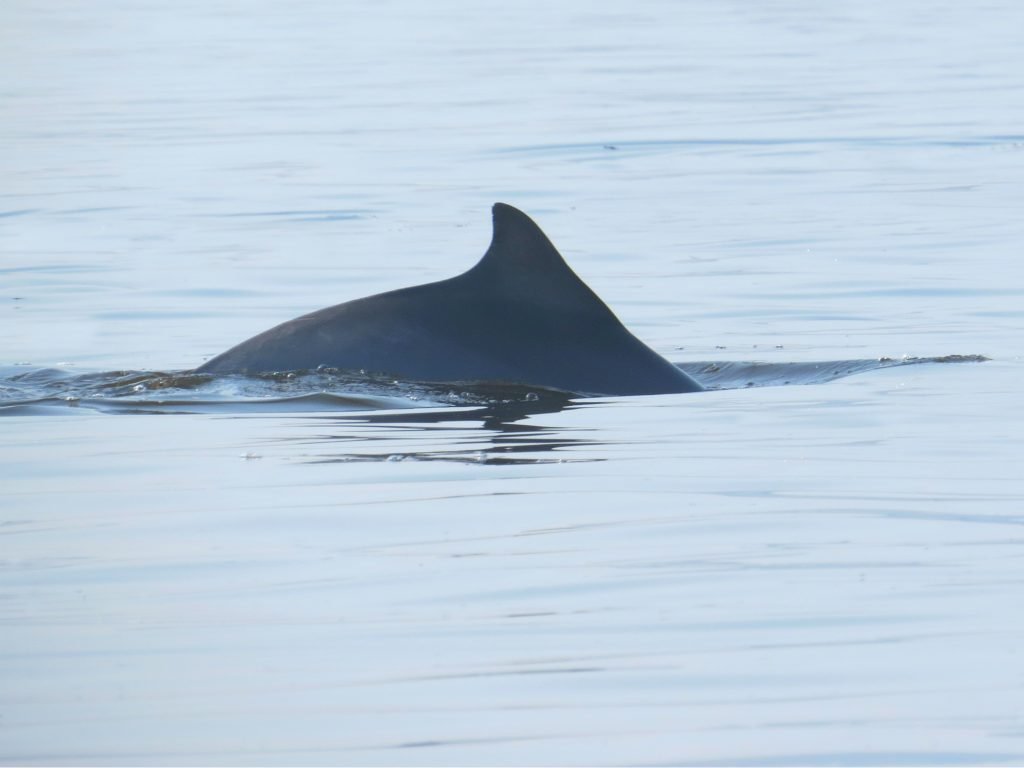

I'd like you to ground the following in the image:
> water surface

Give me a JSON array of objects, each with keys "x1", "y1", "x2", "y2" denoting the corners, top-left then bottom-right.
[{"x1": 2, "y1": 0, "x2": 1023, "y2": 765}]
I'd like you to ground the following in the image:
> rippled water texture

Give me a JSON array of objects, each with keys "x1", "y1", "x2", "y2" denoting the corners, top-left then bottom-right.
[
  {"x1": 0, "y1": 356, "x2": 987, "y2": 416},
  {"x1": 2, "y1": 1, "x2": 1023, "y2": 765}
]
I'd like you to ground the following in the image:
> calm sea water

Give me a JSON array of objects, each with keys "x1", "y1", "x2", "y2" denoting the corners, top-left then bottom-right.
[{"x1": 2, "y1": 1, "x2": 1023, "y2": 765}]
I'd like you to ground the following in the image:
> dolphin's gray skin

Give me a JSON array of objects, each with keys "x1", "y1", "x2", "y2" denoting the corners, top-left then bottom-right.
[{"x1": 195, "y1": 203, "x2": 702, "y2": 396}]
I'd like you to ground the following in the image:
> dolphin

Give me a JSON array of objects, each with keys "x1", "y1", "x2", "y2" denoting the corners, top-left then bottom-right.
[{"x1": 195, "y1": 203, "x2": 703, "y2": 396}]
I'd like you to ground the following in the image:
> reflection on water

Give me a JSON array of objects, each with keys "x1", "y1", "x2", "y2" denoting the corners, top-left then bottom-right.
[
  {"x1": 298, "y1": 396, "x2": 595, "y2": 465},
  {"x1": 1, "y1": 356, "x2": 985, "y2": 468}
]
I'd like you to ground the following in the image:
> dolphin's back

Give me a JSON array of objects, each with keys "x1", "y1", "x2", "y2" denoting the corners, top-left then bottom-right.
[{"x1": 195, "y1": 204, "x2": 702, "y2": 396}]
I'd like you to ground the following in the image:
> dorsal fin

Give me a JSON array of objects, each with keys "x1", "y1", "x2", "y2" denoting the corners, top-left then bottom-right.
[
  {"x1": 478, "y1": 203, "x2": 569, "y2": 273},
  {"x1": 466, "y1": 203, "x2": 617, "y2": 317}
]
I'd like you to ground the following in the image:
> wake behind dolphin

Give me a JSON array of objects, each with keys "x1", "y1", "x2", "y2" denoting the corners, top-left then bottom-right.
[{"x1": 196, "y1": 203, "x2": 703, "y2": 396}]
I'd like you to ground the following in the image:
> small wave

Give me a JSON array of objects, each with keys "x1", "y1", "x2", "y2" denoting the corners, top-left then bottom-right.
[
  {"x1": 677, "y1": 354, "x2": 988, "y2": 390},
  {"x1": 0, "y1": 367, "x2": 571, "y2": 416},
  {"x1": 0, "y1": 355, "x2": 987, "y2": 416}
]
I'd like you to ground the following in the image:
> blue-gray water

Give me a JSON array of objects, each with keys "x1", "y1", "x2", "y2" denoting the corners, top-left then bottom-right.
[{"x1": 2, "y1": 1, "x2": 1023, "y2": 765}]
